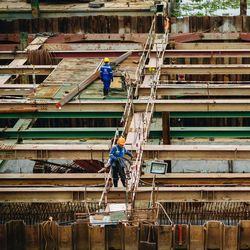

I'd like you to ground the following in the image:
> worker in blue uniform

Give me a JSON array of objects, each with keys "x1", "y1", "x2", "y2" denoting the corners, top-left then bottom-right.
[
  {"x1": 109, "y1": 136, "x2": 133, "y2": 187},
  {"x1": 100, "y1": 57, "x2": 113, "y2": 97}
]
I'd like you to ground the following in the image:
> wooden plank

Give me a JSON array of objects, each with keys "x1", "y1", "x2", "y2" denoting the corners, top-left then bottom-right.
[{"x1": 0, "y1": 36, "x2": 48, "y2": 85}]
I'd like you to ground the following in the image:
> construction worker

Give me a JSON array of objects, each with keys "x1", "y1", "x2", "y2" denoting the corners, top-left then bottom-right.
[
  {"x1": 109, "y1": 136, "x2": 133, "y2": 187},
  {"x1": 100, "y1": 57, "x2": 113, "y2": 97}
]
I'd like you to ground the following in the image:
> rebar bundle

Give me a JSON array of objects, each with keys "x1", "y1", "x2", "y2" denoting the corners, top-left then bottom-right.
[{"x1": 159, "y1": 202, "x2": 250, "y2": 225}]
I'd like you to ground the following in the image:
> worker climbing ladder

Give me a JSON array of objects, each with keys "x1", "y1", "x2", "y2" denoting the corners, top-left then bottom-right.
[
  {"x1": 126, "y1": 13, "x2": 169, "y2": 206},
  {"x1": 98, "y1": 11, "x2": 169, "y2": 209}
]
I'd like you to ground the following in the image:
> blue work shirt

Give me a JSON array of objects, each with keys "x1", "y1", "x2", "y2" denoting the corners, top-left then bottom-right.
[
  {"x1": 109, "y1": 144, "x2": 132, "y2": 164},
  {"x1": 100, "y1": 63, "x2": 113, "y2": 82}
]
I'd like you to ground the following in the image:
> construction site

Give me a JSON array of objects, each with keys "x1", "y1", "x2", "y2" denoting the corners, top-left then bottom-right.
[{"x1": 2, "y1": 0, "x2": 250, "y2": 249}]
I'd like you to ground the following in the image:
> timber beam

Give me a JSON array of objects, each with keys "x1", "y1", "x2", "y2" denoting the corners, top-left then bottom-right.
[
  {"x1": 139, "y1": 84, "x2": 250, "y2": 96},
  {"x1": 2, "y1": 144, "x2": 250, "y2": 160},
  {"x1": 2, "y1": 186, "x2": 250, "y2": 202},
  {"x1": 2, "y1": 173, "x2": 250, "y2": 186},
  {"x1": 3, "y1": 99, "x2": 250, "y2": 112},
  {"x1": 148, "y1": 64, "x2": 250, "y2": 75}
]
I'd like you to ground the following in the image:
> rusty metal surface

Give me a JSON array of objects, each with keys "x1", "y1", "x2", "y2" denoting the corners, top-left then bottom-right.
[
  {"x1": 32, "y1": 85, "x2": 61, "y2": 99},
  {"x1": 0, "y1": 219, "x2": 250, "y2": 249}
]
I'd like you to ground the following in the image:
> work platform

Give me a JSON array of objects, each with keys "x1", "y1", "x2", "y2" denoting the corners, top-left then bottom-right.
[{"x1": 2, "y1": 1, "x2": 250, "y2": 248}]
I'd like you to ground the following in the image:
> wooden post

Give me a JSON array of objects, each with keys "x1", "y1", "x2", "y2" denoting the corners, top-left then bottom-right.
[{"x1": 162, "y1": 112, "x2": 171, "y2": 172}]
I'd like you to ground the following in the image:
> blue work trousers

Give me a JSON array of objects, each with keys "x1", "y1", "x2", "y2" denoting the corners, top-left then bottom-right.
[{"x1": 103, "y1": 80, "x2": 111, "y2": 92}]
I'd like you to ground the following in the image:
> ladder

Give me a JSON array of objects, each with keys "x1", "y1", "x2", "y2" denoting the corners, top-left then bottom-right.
[{"x1": 98, "y1": 14, "x2": 169, "y2": 209}]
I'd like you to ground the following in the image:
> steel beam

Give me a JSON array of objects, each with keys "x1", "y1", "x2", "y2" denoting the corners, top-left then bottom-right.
[
  {"x1": 150, "y1": 64, "x2": 250, "y2": 75},
  {"x1": 1, "y1": 186, "x2": 250, "y2": 202},
  {"x1": 164, "y1": 50, "x2": 250, "y2": 58},
  {"x1": 4, "y1": 49, "x2": 250, "y2": 60},
  {"x1": 2, "y1": 144, "x2": 250, "y2": 160},
  {"x1": 174, "y1": 43, "x2": 250, "y2": 50},
  {"x1": 4, "y1": 99, "x2": 250, "y2": 112},
  {"x1": 2, "y1": 173, "x2": 250, "y2": 186},
  {"x1": 1, "y1": 111, "x2": 250, "y2": 119},
  {"x1": 0, "y1": 111, "x2": 123, "y2": 119},
  {"x1": 3, "y1": 127, "x2": 250, "y2": 139},
  {"x1": 0, "y1": 65, "x2": 55, "y2": 75},
  {"x1": 170, "y1": 127, "x2": 250, "y2": 138},
  {"x1": 3, "y1": 83, "x2": 250, "y2": 97},
  {"x1": 139, "y1": 84, "x2": 250, "y2": 96}
]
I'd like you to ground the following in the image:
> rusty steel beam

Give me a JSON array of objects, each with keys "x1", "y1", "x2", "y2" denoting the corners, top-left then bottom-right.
[
  {"x1": 150, "y1": 64, "x2": 250, "y2": 75},
  {"x1": 1, "y1": 186, "x2": 250, "y2": 202},
  {"x1": 0, "y1": 65, "x2": 55, "y2": 75},
  {"x1": 0, "y1": 33, "x2": 246, "y2": 44},
  {"x1": 174, "y1": 42, "x2": 250, "y2": 50},
  {"x1": 1, "y1": 144, "x2": 250, "y2": 160},
  {"x1": 0, "y1": 50, "x2": 141, "y2": 60},
  {"x1": 164, "y1": 50, "x2": 250, "y2": 58},
  {"x1": 3, "y1": 99, "x2": 250, "y2": 112},
  {"x1": 139, "y1": 84, "x2": 250, "y2": 96},
  {"x1": 2, "y1": 173, "x2": 250, "y2": 186},
  {"x1": 4, "y1": 49, "x2": 250, "y2": 60},
  {"x1": 169, "y1": 33, "x2": 203, "y2": 43}
]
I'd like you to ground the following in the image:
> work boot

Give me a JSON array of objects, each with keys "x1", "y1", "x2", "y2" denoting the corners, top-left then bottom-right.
[
  {"x1": 113, "y1": 179, "x2": 118, "y2": 187},
  {"x1": 121, "y1": 179, "x2": 126, "y2": 187}
]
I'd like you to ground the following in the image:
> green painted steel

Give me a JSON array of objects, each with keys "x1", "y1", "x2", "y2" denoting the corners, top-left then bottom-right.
[
  {"x1": 20, "y1": 32, "x2": 28, "y2": 50},
  {"x1": 1, "y1": 111, "x2": 250, "y2": 119},
  {"x1": 2, "y1": 127, "x2": 250, "y2": 139},
  {"x1": 170, "y1": 112, "x2": 250, "y2": 118},
  {"x1": 0, "y1": 112, "x2": 123, "y2": 119}
]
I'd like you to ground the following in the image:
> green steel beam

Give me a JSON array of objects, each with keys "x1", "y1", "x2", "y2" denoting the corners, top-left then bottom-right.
[
  {"x1": 2, "y1": 127, "x2": 250, "y2": 139},
  {"x1": 0, "y1": 112, "x2": 123, "y2": 119},
  {"x1": 170, "y1": 112, "x2": 250, "y2": 118},
  {"x1": 1, "y1": 111, "x2": 250, "y2": 119},
  {"x1": 170, "y1": 127, "x2": 250, "y2": 138}
]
